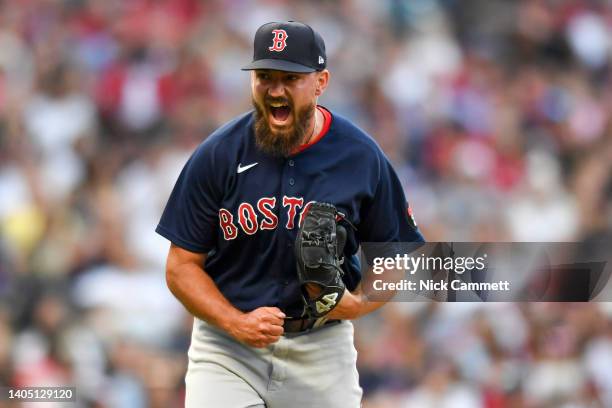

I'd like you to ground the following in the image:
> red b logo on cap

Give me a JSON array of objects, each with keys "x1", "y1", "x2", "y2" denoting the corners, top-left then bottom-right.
[{"x1": 269, "y1": 29, "x2": 288, "y2": 52}]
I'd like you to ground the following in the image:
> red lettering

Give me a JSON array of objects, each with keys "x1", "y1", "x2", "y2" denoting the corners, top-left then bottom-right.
[
  {"x1": 258, "y1": 197, "x2": 278, "y2": 230},
  {"x1": 269, "y1": 29, "x2": 288, "y2": 52},
  {"x1": 219, "y1": 209, "x2": 238, "y2": 240},
  {"x1": 238, "y1": 203, "x2": 258, "y2": 235},
  {"x1": 283, "y1": 196, "x2": 304, "y2": 229}
]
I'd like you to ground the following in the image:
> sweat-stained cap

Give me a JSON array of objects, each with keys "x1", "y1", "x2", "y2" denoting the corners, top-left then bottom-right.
[{"x1": 242, "y1": 21, "x2": 327, "y2": 73}]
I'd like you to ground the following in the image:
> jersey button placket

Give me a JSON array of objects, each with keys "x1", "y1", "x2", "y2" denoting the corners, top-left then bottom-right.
[{"x1": 286, "y1": 159, "x2": 296, "y2": 190}]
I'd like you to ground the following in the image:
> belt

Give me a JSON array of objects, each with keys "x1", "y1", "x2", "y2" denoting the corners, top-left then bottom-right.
[{"x1": 283, "y1": 317, "x2": 341, "y2": 336}]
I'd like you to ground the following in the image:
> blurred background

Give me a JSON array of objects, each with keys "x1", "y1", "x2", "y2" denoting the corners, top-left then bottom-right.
[{"x1": 1, "y1": 0, "x2": 612, "y2": 407}]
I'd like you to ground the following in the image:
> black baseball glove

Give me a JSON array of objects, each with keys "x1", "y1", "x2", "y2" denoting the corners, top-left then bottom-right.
[{"x1": 295, "y1": 202, "x2": 347, "y2": 318}]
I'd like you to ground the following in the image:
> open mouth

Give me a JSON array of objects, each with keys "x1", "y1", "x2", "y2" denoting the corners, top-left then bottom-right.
[{"x1": 268, "y1": 101, "x2": 292, "y2": 124}]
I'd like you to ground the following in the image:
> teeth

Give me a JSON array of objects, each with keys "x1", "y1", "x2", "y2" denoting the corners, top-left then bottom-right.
[{"x1": 269, "y1": 102, "x2": 288, "y2": 108}]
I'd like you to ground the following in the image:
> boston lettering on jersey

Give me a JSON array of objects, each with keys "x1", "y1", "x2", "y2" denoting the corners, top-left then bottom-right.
[
  {"x1": 220, "y1": 196, "x2": 316, "y2": 240},
  {"x1": 156, "y1": 106, "x2": 424, "y2": 315}
]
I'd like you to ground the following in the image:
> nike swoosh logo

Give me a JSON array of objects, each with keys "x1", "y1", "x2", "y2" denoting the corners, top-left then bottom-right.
[{"x1": 237, "y1": 162, "x2": 259, "y2": 173}]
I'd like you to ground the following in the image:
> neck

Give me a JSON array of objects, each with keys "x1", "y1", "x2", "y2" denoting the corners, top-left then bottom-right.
[{"x1": 304, "y1": 105, "x2": 321, "y2": 145}]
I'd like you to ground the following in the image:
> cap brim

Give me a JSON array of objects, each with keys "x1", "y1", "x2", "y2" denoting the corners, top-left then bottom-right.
[{"x1": 241, "y1": 59, "x2": 316, "y2": 73}]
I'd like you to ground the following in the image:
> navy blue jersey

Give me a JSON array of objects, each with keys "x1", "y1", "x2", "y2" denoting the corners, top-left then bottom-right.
[{"x1": 156, "y1": 106, "x2": 424, "y2": 316}]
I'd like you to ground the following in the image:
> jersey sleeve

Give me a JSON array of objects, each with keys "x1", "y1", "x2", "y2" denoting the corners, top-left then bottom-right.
[
  {"x1": 156, "y1": 143, "x2": 220, "y2": 253},
  {"x1": 357, "y1": 152, "x2": 425, "y2": 244}
]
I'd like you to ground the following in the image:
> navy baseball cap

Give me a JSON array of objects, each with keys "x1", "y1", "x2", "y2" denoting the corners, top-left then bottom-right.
[{"x1": 242, "y1": 21, "x2": 327, "y2": 73}]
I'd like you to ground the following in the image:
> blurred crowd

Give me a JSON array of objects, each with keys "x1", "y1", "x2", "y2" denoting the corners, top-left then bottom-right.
[{"x1": 1, "y1": 0, "x2": 612, "y2": 407}]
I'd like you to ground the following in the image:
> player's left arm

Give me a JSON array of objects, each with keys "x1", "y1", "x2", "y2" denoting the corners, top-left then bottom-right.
[
  {"x1": 326, "y1": 260, "x2": 406, "y2": 319},
  {"x1": 326, "y1": 283, "x2": 383, "y2": 320},
  {"x1": 328, "y1": 149, "x2": 425, "y2": 320}
]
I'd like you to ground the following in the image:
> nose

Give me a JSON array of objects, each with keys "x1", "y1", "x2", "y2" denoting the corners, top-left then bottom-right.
[{"x1": 267, "y1": 79, "x2": 285, "y2": 98}]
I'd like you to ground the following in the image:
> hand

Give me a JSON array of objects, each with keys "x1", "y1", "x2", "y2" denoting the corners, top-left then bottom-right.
[{"x1": 227, "y1": 307, "x2": 285, "y2": 348}]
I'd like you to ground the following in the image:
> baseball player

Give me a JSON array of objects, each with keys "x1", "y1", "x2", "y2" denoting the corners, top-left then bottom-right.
[{"x1": 157, "y1": 21, "x2": 424, "y2": 407}]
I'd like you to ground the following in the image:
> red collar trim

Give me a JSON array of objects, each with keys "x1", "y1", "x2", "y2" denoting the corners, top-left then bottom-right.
[{"x1": 291, "y1": 106, "x2": 332, "y2": 155}]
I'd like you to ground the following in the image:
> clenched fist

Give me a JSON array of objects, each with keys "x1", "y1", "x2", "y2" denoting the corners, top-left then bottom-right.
[{"x1": 228, "y1": 307, "x2": 285, "y2": 348}]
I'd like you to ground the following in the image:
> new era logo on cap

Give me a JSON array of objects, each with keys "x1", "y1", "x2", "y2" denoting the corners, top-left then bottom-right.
[{"x1": 242, "y1": 21, "x2": 327, "y2": 73}]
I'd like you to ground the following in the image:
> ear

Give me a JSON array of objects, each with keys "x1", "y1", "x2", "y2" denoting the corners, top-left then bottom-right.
[{"x1": 315, "y1": 70, "x2": 330, "y2": 96}]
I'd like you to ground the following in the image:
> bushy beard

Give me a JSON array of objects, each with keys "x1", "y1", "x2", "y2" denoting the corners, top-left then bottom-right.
[{"x1": 252, "y1": 97, "x2": 314, "y2": 157}]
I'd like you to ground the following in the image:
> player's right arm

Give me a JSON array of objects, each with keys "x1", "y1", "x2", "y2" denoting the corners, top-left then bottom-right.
[{"x1": 165, "y1": 244, "x2": 285, "y2": 348}]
